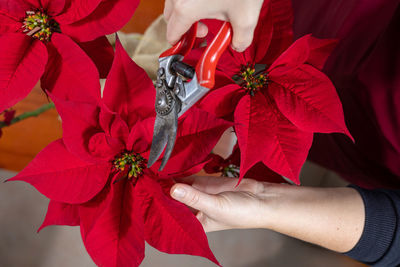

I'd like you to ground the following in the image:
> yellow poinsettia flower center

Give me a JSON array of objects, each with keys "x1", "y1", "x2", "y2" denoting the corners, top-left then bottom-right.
[
  {"x1": 239, "y1": 64, "x2": 269, "y2": 96},
  {"x1": 23, "y1": 10, "x2": 59, "y2": 41},
  {"x1": 112, "y1": 151, "x2": 147, "y2": 181}
]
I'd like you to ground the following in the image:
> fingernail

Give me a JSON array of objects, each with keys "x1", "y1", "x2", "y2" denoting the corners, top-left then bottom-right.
[{"x1": 172, "y1": 187, "x2": 186, "y2": 199}]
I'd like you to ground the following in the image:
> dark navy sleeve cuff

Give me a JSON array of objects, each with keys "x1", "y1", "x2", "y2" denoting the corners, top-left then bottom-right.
[{"x1": 344, "y1": 185, "x2": 397, "y2": 264}]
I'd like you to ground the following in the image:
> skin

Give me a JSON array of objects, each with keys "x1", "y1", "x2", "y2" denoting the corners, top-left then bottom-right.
[
  {"x1": 170, "y1": 176, "x2": 365, "y2": 253},
  {"x1": 164, "y1": 0, "x2": 264, "y2": 52}
]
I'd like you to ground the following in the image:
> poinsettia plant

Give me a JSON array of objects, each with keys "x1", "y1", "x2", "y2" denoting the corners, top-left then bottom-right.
[
  {"x1": 9, "y1": 38, "x2": 231, "y2": 266},
  {"x1": 188, "y1": 0, "x2": 352, "y2": 185},
  {"x1": 0, "y1": 0, "x2": 139, "y2": 113}
]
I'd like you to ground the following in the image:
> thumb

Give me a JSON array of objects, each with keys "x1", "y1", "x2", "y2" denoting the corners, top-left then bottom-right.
[{"x1": 170, "y1": 183, "x2": 216, "y2": 213}]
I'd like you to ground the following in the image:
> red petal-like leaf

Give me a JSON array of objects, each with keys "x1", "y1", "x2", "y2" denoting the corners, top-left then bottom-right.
[
  {"x1": 98, "y1": 104, "x2": 130, "y2": 142},
  {"x1": 0, "y1": 34, "x2": 47, "y2": 113},
  {"x1": 216, "y1": 46, "x2": 246, "y2": 77},
  {"x1": 235, "y1": 93, "x2": 312, "y2": 184},
  {"x1": 0, "y1": 13, "x2": 20, "y2": 32},
  {"x1": 251, "y1": 0, "x2": 273, "y2": 63},
  {"x1": 55, "y1": 0, "x2": 102, "y2": 25},
  {"x1": 88, "y1": 132, "x2": 125, "y2": 160},
  {"x1": 269, "y1": 65, "x2": 352, "y2": 138},
  {"x1": 0, "y1": 0, "x2": 29, "y2": 18},
  {"x1": 78, "y1": 177, "x2": 113, "y2": 239},
  {"x1": 260, "y1": 116, "x2": 313, "y2": 185},
  {"x1": 109, "y1": 114, "x2": 130, "y2": 144},
  {"x1": 203, "y1": 154, "x2": 225, "y2": 174},
  {"x1": 305, "y1": 37, "x2": 337, "y2": 70},
  {"x1": 153, "y1": 107, "x2": 232, "y2": 176},
  {"x1": 261, "y1": 0, "x2": 294, "y2": 64},
  {"x1": 38, "y1": 200, "x2": 80, "y2": 232},
  {"x1": 9, "y1": 139, "x2": 111, "y2": 204},
  {"x1": 78, "y1": 36, "x2": 114, "y2": 78},
  {"x1": 158, "y1": 156, "x2": 214, "y2": 180},
  {"x1": 51, "y1": 94, "x2": 101, "y2": 162},
  {"x1": 138, "y1": 176, "x2": 220, "y2": 266},
  {"x1": 244, "y1": 162, "x2": 286, "y2": 184},
  {"x1": 23, "y1": 0, "x2": 41, "y2": 8},
  {"x1": 199, "y1": 83, "x2": 244, "y2": 119},
  {"x1": 41, "y1": 0, "x2": 66, "y2": 16},
  {"x1": 41, "y1": 33, "x2": 101, "y2": 102},
  {"x1": 103, "y1": 37, "x2": 155, "y2": 129},
  {"x1": 4, "y1": 109, "x2": 16, "y2": 125},
  {"x1": 234, "y1": 94, "x2": 275, "y2": 182},
  {"x1": 262, "y1": 108, "x2": 313, "y2": 184},
  {"x1": 126, "y1": 117, "x2": 154, "y2": 153},
  {"x1": 269, "y1": 34, "x2": 337, "y2": 74},
  {"x1": 80, "y1": 178, "x2": 145, "y2": 267},
  {"x1": 212, "y1": 70, "x2": 236, "y2": 89},
  {"x1": 60, "y1": 0, "x2": 139, "y2": 42}
]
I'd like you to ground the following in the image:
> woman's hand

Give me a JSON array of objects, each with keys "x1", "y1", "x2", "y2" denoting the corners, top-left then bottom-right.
[
  {"x1": 164, "y1": 0, "x2": 264, "y2": 52},
  {"x1": 171, "y1": 176, "x2": 273, "y2": 232},
  {"x1": 171, "y1": 176, "x2": 365, "y2": 253}
]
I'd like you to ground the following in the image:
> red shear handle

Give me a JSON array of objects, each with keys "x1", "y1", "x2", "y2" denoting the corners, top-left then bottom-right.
[
  {"x1": 195, "y1": 22, "x2": 232, "y2": 89},
  {"x1": 160, "y1": 22, "x2": 198, "y2": 58}
]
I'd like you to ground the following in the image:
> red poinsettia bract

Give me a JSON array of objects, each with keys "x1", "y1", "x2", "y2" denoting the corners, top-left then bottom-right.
[
  {"x1": 0, "y1": 109, "x2": 16, "y2": 138},
  {"x1": 198, "y1": 16, "x2": 352, "y2": 184},
  {"x1": 9, "y1": 39, "x2": 231, "y2": 266},
  {"x1": 204, "y1": 143, "x2": 286, "y2": 183},
  {"x1": 0, "y1": 0, "x2": 139, "y2": 112}
]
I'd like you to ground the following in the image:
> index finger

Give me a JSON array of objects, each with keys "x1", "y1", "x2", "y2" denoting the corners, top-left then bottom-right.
[
  {"x1": 176, "y1": 176, "x2": 262, "y2": 194},
  {"x1": 166, "y1": 11, "x2": 196, "y2": 45}
]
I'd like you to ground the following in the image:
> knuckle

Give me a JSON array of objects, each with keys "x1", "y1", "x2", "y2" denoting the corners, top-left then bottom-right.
[
  {"x1": 214, "y1": 194, "x2": 229, "y2": 211},
  {"x1": 243, "y1": 179, "x2": 262, "y2": 193},
  {"x1": 187, "y1": 192, "x2": 200, "y2": 207},
  {"x1": 238, "y1": 179, "x2": 263, "y2": 194},
  {"x1": 173, "y1": 0, "x2": 190, "y2": 15},
  {"x1": 173, "y1": 7, "x2": 186, "y2": 18},
  {"x1": 197, "y1": 211, "x2": 205, "y2": 223},
  {"x1": 197, "y1": 212, "x2": 209, "y2": 231}
]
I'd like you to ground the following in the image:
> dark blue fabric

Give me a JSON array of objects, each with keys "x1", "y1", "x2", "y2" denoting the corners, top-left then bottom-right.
[{"x1": 345, "y1": 185, "x2": 400, "y2": 266}]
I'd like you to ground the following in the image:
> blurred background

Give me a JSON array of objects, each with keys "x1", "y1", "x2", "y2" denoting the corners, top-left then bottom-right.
[{"x1": 0, "y1": 0, "x2": 366, "y2": 266}]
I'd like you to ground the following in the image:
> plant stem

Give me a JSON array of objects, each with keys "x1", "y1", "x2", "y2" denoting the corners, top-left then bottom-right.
[{"x1": 0, "y1": 102, "x2": 55, "y2": 128}]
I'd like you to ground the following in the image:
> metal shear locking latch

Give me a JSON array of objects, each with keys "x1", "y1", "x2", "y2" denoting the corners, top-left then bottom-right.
[{"x1": 148, "y1": 22, "x2": 232, "y2": 170}]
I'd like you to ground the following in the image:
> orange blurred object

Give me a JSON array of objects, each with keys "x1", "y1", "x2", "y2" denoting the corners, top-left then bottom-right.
[
  {"x1": 122, "y1": 0, "x2": 164, "y2": 33},
  {"x1": 0, "y1": 86, "x2": 62, "y2": 171},
  {"x1": 0, "y1": 1, "x2": 164, "y2": 171}
]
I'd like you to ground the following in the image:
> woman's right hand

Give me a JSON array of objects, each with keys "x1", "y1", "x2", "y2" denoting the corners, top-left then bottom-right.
[
  {"x1": 171, "y1": 176, "x2": 272, "y2": 232},
  {"x1": 163, "y1": 0, "x2": 265, "y2": 52}
]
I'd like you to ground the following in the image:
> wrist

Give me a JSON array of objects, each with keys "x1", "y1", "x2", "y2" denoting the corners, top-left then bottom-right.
[
  {"x1": 257, "y1": 184, "x2": 365, "y2": 253},
  {"x1": 256, "y1": 182, "x2": 289, "y2": 230}
]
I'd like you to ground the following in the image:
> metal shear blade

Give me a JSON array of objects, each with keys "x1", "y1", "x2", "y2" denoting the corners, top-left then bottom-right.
[{"x1": 148, "y1": 108, "x2": 178, "y2": 170}]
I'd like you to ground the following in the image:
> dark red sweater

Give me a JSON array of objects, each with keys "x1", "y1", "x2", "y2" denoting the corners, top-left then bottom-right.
[{"x1": 291, "y1": 0, "x2": 400, "y2": 265}]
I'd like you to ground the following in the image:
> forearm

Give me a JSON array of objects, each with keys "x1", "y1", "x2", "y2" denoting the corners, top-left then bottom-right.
[{"x1": 261, "y1": 184, "x2": 365, "y2": 253}]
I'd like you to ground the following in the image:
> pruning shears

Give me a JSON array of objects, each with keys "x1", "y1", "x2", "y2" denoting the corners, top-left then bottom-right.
[{"x1": 147, "y1": 21, "x2": 232, "y2": 170}]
